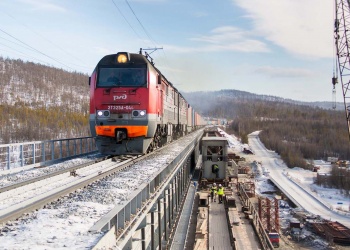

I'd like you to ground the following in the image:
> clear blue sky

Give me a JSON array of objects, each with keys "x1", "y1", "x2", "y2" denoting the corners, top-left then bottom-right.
[{"x1": 0, "y1": 0, "x2": 336, "y2": 102}]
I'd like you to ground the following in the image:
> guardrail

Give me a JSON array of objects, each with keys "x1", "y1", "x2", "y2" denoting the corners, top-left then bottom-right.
[
  {"x1": 0, "y1": 137, "x2": 97, "y2": 171},
  {"x1": 90, "y1": 130, "x2": 203, "y2": 250},
  {"x1": 238, "y1": 183, "x2": 274, "y2": 250}
]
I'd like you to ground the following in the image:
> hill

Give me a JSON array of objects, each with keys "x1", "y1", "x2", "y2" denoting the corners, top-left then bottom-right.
[
  {"x1": 183, "y1": 90, "x2": 342, "y2": 114},
  {"x1": 0, "y1": 57, "x2": 89, "y2": 143},
  {"x1": 1, "y1": 56, "x2": 347, "y2": 166},
  {"x1": 184, "y1": 90, "x2": 350, "y2": 167}
]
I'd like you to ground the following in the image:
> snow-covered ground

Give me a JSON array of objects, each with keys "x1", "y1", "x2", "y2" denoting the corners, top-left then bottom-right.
[
  {"x1": 0, "y1": 131, "x2": 201, "y2": 250},
  {"x1": 1, "y1": 128, "x2": 349, "y2": 249},
  {"x1": 0, "y1": 157, "x2": 95, "y2": 187},
  {"x1": 218, "y1": 127, "x2": 350, "y2": 249},
  {"x1": 286, "y1": 163, "x2": 350, "y2": 213},
  {"x1": 218, "y1": 128, "x2": 277, "y2": 194},
  {"x1": 218, "y1": 128, "x2": 350, "y2": 218}
]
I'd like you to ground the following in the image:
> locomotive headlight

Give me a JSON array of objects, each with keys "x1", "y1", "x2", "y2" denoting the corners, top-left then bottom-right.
[
  {"x1": 117, "y1": 53, "x2": 128, "y2": 63},
  {"x1": 97, "y1": 110, "x2": 110, "y2": 117},
  {"x1": 132, "y1": 110, "x2": 146, "y2": 118}
]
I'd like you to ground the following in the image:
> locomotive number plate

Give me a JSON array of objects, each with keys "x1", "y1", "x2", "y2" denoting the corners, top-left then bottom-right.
[{"x1": 107, "y1": 105, "x2": 134, "y2": 110}]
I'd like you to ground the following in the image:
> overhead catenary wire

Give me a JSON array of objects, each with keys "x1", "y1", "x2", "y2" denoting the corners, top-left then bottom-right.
[
  {"x1": 0, "y1": 35, "x2": 40, "y2": 54},
  {"x1": 1, "y1": 1, "x2": 159, "y2": 72},
  {"x1": 0, "y1": 10, "x2": 90, "y2": 70},
  {"x1": 110, "y1": 0, "x2": 182, "y2": 89},
  {"x1": 111, "y1": 0, "x2": 145, "y2": 43},
  {"x1": 123, "y1": 1, "x2": 184, "y2": 88},
  {"x1": 0, "y1": 35, "x2": 78, "y2": 69},
  {"x1": 0, "y1": 46, "x2": 53, "y2": 66},
  {"x1": 0, "y1": 27, "x2": 74, "y2": 71},
  {"x1": 124, "y1": 0, "x2": 158, "y2": 48},
  {"x1": 0, "y1": 35, "x2": 87, "y2": 71}
]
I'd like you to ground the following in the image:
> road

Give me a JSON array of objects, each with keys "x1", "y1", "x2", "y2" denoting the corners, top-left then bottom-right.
[{"x1": 248, "y1": 132, "x2": 350, "y2": 228}]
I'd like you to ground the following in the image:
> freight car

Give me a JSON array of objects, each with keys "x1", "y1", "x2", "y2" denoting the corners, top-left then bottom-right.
[{"x1": 89, "y1": 50, "x2": 205, "y2": 155}]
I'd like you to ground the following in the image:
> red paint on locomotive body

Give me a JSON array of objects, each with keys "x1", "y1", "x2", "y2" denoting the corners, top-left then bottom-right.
[{"x1": 89, "y1": 51, "x2": 205, "y2": 155}]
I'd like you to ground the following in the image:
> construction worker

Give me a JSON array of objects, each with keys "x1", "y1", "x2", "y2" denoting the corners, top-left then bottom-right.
[
  {"x1": 210, "y1": 183, "x2": 217, "y2": 202},
  {"x1": 212, "y1": 164, "x2": 219, "y2": 178},
  {"x1": 217, "y1": 184, "x2": 224, "y2": 204}
]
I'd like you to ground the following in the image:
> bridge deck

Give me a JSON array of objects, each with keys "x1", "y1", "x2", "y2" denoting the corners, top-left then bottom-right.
[
  {"x1": 209, "y1": 198, "x2": 232, "y2": 249},
  {"x1": 229, "y1": 189, "x2": 261, "y2": 250}
]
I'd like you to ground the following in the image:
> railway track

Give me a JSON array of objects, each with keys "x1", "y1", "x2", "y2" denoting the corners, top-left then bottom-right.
[
  {"x1": 0, "y1": 130, "x2": 203, "y2": 249},
  {"x1": 0, "y1": 132, "x2": 196, "y2": 226},
  {"x1": 0, "y1": 154, "x2": 144, "y2": 224},
  {"x1": 0, "y1": 156, "x2": 106, "y2": 193}
]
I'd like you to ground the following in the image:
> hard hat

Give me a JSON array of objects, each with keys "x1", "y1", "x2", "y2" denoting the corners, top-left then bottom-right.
[
  {"x1": 219, "y1": 184, "x2": 222, "y2": 187},
  {"x1": 213, "y1": 183, "x2": 216, "y2": 186}
]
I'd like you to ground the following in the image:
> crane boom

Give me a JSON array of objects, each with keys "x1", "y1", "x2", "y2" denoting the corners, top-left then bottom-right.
[{"x1": 335, "y1": 0, "x2": 350, "y2": 140}]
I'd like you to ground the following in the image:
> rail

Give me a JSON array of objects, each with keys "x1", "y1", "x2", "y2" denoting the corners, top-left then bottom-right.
[
  {"x1": 0, "y1": 137, "x2": 96, "y2": 171},
  {"x1": 0, "y1": 156, "x2": 136, "y2": 224}
]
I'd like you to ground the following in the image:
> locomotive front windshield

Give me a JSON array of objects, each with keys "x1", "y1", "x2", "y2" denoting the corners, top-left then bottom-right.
[{"x1": 97, "y1": 67, "x2": 147, "y2": 87}]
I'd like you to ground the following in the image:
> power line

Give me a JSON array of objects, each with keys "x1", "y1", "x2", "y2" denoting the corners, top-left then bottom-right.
[
  {"x1": 0, "y1": 40, "x2": 55, "y2": 66},
  {"x1": 0, "y1": 35, "x2": 39, "y2": 54},
  {"x1": 124, "y1": 0, "x2": 158, "y2": 47},
  {"x1": 0, "y1": 45, "x2": 55, "y2": 66},
  {"x1": 0, "y1": 35, "x2": 84, "y2": 70},
  {"x1": 111, "y1": 0, "x2": 178, "y2": 88},
  {"x1": 1, "y1": 10, "x2": 89, "y2": 69},
  {"x1": 111, "y1": 0, "x2": 144, "y2": 42},
  {"x1": 0, "y1": 27, "x2": 74, "y2": 71}
]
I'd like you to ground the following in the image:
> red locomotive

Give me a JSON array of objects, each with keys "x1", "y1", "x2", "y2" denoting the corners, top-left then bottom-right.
[{"x1": 89, "y1": 51, "x2": 205, "y2": 155}]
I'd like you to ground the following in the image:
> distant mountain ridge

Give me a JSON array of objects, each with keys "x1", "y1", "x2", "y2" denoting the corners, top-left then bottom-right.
[{"x1": 183, "y1": 90, "x2": 342, "y2": 113}]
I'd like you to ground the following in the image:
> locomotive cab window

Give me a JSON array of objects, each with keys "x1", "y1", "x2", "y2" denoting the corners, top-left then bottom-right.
[{"x1": 97, "y1": 67, "x2": 147, "y2": 87}]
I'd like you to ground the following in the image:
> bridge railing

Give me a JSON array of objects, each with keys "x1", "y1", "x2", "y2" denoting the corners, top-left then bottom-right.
[{"x1": 0, "y1": 137, "x2": 97, "y2": 171}]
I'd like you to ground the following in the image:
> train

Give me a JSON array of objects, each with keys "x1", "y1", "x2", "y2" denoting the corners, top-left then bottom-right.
[{"x1": 89, "y1": 50, "x2": 205, "y2": 155}]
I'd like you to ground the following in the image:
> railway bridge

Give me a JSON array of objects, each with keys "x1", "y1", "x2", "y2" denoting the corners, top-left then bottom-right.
[
  {"x1": 0, "y1": 131, "x2": 205, "y2": 249},
  {"x1": 90, "y1": 130, "x2": 202, "y2": 249},
  {"x1": 0, "y1": 129, "x2": 274, "y2": 250}
]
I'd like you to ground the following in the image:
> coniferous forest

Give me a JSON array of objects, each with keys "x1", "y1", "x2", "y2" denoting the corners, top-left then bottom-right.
[
  {"x1": 185, "y1": 91, "x2": 349, "y2": 164},
  {"x1": 185, "y1": 91, "x2": 350, "y2": 195},
  {"x1": 0, "y1": 57, "x2": 89, "y2": 143}
]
